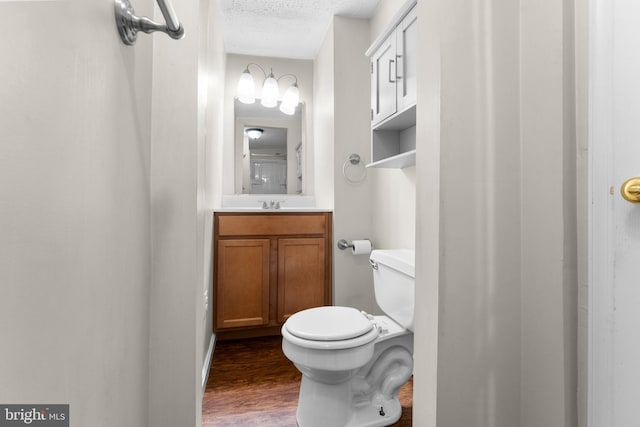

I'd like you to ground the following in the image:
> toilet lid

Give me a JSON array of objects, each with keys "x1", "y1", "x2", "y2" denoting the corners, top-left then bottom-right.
[{"x1": 285, "y1": 306, "x2": 373, "y2": 341}]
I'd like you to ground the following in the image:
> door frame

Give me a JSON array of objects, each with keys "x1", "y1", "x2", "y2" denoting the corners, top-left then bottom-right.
[{"x1": 588, "y1": 0, "x2": 615, "y2": 424}]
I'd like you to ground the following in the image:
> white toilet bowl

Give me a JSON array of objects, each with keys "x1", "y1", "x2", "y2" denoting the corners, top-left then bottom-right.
[
  {"x1": 282, "y1": 307, "x2": 413, "y2": 427},
  {"x1": 281, "y1": 249, "x2": 416, "y2": 427}
]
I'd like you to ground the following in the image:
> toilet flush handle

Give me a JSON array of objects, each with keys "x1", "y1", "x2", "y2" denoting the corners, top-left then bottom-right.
[{"x1": 368, "y1": 259, "x2": 378, "y2": 270}]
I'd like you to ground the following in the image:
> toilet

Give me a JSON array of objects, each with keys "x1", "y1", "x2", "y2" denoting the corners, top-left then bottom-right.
[{"x1": 281, "y1": 249, "x2": 415, "y2": 427}]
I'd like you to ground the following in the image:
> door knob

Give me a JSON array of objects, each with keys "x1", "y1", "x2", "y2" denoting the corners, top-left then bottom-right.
[{"x1": 621, "y1": 177, "x2": 640, "y2": 203}]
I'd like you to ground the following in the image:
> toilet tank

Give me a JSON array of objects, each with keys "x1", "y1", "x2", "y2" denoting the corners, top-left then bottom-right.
[{"x1": 370, "y1": 249, "x2": 415, "y2": 332}]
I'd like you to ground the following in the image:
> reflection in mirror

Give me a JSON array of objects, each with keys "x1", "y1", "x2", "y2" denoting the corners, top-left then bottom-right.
[
  {"x1": 235, "y1": 99, "x2": 303, "y2": 194},
  {"x1": 244, "y1": 126, "x2": 287, "y2": 194}
]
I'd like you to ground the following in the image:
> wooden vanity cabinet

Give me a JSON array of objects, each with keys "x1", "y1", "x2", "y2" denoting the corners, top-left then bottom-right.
[{"x1": 213, "y1": 212, "x2": 332, "y2": 339}]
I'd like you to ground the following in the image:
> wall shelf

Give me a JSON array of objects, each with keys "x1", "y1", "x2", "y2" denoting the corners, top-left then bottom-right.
[
  {"x1": 374, "y1": 104, "x2": 416, "y2": 131},
  {"x1": 367, "y1": 149, "x2": 416, "y2": 169},
  {"x1": 369, "y1": 104, "x2": 416, "y2": 168}
]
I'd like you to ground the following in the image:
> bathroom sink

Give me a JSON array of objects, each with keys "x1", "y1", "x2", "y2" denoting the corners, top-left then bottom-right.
[
  {"x1": 215, "y1": 206, "x2": 328, "y2": 213},
  {"x1": 220, "y1": 195, "x2": 322, "y2": 211}
]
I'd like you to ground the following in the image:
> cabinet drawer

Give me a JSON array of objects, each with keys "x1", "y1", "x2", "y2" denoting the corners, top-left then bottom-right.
[{"x1": 217, "y1": 214, "x2": 328, "y2": 237}]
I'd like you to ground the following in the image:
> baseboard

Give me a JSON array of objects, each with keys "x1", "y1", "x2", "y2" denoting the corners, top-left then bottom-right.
[{"x1": 202, "y1": 333, "x2": 216, "y2": 392}]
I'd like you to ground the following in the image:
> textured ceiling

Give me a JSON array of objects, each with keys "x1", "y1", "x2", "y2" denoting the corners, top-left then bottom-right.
[{"x1": 221, "y1": 0, "x2": 381, "y2": 60}]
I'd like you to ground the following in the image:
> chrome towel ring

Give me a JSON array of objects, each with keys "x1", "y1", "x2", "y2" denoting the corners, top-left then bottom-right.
[{"x1": 342, "y1": 153, "x2": 367, "y2": 184}]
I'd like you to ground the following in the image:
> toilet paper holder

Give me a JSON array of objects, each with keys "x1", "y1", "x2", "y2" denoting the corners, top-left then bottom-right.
[
  {"x1": 337, "y1": 239, "x2": 354, "y2": 250},
  {"x1": 337, "y1": 239, "x2": 371, "y2": 250}
]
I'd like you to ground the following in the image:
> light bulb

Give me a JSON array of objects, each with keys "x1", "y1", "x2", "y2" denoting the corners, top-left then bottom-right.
[
  {"x1": 261, "y1": 72, "x2": 279, "y2": 108},
  {"x1": 279, "y1": 83, "x2": 299, "y2": 115},
  {"x1": 237, "y1": 70, "x2": 255, "y2": 104}
]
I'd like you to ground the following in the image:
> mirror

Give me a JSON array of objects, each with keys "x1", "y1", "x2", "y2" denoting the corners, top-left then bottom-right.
[
  {"x1": 244, "y1": 126, "x2": 287, "y2": 194},
  {"x1": 234, "y1": 99, "x2": 303, "y2": 194}
]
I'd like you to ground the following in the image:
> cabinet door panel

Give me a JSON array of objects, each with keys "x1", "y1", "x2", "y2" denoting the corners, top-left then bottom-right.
[
  {"x1": 216, "y1": 239, "x2": 270, "y2": 330},
  {"x1": 397, "y1": 6, "x2": 417, "y2": 111},
  {"x1": 277, "y1": 238, "x2": 327, "y2": 322},
  {"x1": 371, "y1": 33, "x2": 398, "y2": 126}
]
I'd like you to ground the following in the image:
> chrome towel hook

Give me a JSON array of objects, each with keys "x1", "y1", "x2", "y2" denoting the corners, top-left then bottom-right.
[{"x1": 115, "y1": 0, "x2": 185, "y2": 46}]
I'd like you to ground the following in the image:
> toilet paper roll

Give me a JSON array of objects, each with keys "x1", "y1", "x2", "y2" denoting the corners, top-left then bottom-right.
[{"x1": 351, "y1": 239, "x2": 372, "y2": 255}]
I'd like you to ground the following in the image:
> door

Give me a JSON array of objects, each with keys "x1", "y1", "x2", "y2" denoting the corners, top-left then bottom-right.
[
  {"x1": 371, "y1": 33, "x2": 398, "y2": 126},
  {"x1": 396, "y1": 5, "x2": 417, "y2": 111},
  {"x1": 277, "y1": 238, "x2": 327, "y2": 322},
  {"x1": 215, "y1": 239, "x2": 270, "y2": 329},
  {"x1": 590, "y1": 0, "x2": 640, "y2": 424}
]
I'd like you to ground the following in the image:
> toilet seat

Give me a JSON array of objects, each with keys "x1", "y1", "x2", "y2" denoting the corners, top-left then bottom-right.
[{"x1": 283, "y1": 306, "x2": 379, "y2": 350}]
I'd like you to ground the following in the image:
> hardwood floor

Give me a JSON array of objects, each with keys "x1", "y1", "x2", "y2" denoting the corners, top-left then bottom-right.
[{"x1": 203, "y1": 336, "x2": 413, "y2": 426}]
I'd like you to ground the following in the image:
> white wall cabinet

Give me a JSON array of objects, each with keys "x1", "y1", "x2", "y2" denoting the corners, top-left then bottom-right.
[
  {"x1": 395, "y1": 6, "x2": 417, "y2": 112},
  {"x1": 367, "y1": 2, "x2": 418, "y2": 168},
  {"x1": 371, "y1": 34, "x2": 398, "y2": 126}
]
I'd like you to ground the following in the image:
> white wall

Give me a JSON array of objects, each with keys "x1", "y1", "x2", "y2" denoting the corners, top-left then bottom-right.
[
  {"x1": 311, "y1": 17, "x2": 379, "y2": 312},
  {"x1": 413, "y1": 1, "x2": 441, "y2": 424},
  {"x1": 0, "y1": 1, "x2": 152, "y2": 425},
  {"x1": 520, "y1": 0, "x2": 577, "y2": 424},
  {"x1": 369, "y1": 0, "x2": 407, "y2": 42},
  {"x1": 201, "y1": 0, "x2": 226, "y2": 396},
  {"x1": 332, "y1": 17, "x2": 378, "y2": 312},
  {"x1": 370, "y1": 168, "x2": 416, "y2": 249},
  {"x1": 223, "y1": 54, "x2": 314, "y2": 198},
  {"x1": 413, "y1": 0, "x2": 579, "y2": 426},
  {"x1": 426, "y1": 1, "x2": 522, "y2": 425},
  {"x1": 574, "y1": 0, "x2": 589, "y2": 424},
  {"x1": 148, "y1": 0, "x2": 225, "y2": 425},
  {"x1": 313, "y1": 24, "x2": 336, "y2": 209}
]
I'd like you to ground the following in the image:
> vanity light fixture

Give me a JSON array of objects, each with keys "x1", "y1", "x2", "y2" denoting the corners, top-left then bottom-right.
[
  {"x1": 237, "y1": 69, "x2": 256, "y2": 104},
  {"x1": 236, "y1": 63, "x2": 300, "y2": 115},
  {"x1": 261, "y1": 71, "x2": 279, "y2": 108},
  {"x1": 245, "y1": 128, "x2": 264, "y2": 140},
  {"x1": 279, "y1": 80, "x2": 300, "y2": 115}
]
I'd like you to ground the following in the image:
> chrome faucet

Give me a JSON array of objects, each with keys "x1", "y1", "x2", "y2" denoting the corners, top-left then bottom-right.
[{"x1": 258, "y1": 200, "x2": 285, "y2": 209}]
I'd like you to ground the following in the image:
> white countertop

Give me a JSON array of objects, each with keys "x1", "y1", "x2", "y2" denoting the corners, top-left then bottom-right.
[
  {"x1": 214, "y1": 208, "x2": 332, "y2": 213},
  {"x1": 218, "y1": 195, "x2": 329, "y2": 213}
]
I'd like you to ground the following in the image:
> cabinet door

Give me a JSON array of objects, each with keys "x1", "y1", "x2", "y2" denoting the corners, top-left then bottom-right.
[
  {"x1": 215, "y1": 239, "x2": 270, "y2": 330},
  {"x1": 396, "y1": 5, "x2": 417, "y2": 111},
  {"x1": 277, "y1": 238, "x2": 327, "y2": 322},
  {"x1": 371, "y1": 32, "x2": 398, "y2": 126}
]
